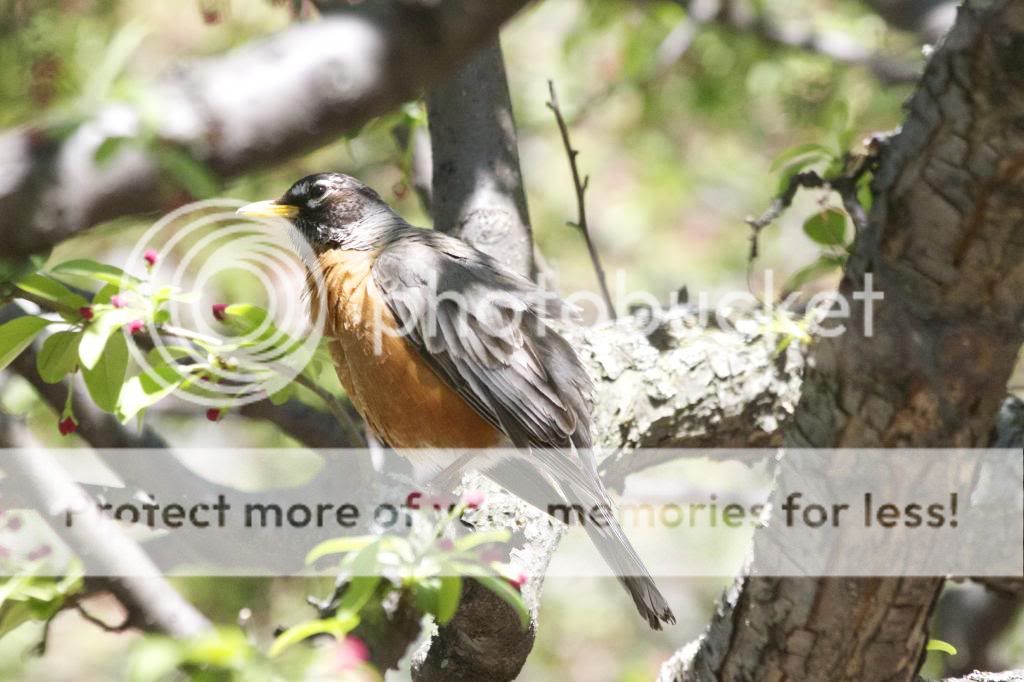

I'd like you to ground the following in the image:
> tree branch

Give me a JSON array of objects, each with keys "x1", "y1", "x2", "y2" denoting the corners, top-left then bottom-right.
[
  {"x1": 0, "y1": 0, "x2": 534, "y2": 262},
  {"x1": 0, "y1": 416, "x2": 211, "y2": 637},
  {"x1": 426, "y1": 39, "x2": 535, "y2": 278},
  {"x1": 410, "y1": 40, "x2": 550, "y2": 682},
  {"x1": 664, "y1": 1, "x2": 1024, "y2": 679}
]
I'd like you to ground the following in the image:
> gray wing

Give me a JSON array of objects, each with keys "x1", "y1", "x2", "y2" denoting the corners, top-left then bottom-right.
[{"x1": 372, "y1": 230, "x2": 594, "y2": 452}]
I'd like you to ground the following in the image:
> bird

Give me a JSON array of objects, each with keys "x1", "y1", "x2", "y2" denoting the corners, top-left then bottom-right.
[{"x1": 237, "y1": 172, "x2": 675, "y2": 629}]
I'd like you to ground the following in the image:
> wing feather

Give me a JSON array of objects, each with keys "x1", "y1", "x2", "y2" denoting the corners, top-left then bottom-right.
[{"x1": 372, "y1": 230, "x2": 593, "y2": 452}]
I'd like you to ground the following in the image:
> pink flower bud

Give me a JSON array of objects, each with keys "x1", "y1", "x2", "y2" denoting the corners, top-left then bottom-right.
[
  {"x1": 436, "y1": 538, "x2": 455, "y2": 552},
  {"x1": 508, "y1": 570, "x2": 528, "y2": 591},
  {"x1": 128, "y1": 319, "x2": 145, "y2": 334},
  {"x1": 335, "y1": 636, "x2": 369, "y2": 671},
  {"x1": 110, "y1": 294, "x2": 126, "y2": 308},
  {"x1": 212, "y1": 303, "x2": 228, "y2": 321},
  {"x1": 462, "y1": 490, "x2": 485, "y2": 510},
  {"x1": 143, "y1": 249, "x2": 159, "y2": 267}
]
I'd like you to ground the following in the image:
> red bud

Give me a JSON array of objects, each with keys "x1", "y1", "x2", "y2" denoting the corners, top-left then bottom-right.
[
  {"x1": 206, "y1": 408, "x2": 222, "y2": 422},
  {"x1": 128, "y1": 319, "x2": 145, "y2": 334},
  {"x1": 212, "y1": 303, "x2": 228, "y2": 321},
  {"x1": 143, "y1": 249, "x2": 159, "y2": 267},
  {"x1": 58, "y1": 417, "x2": 78, "y2": 436},
  {"x1": 78, "y1": 307, "x2": 94, "y2": 321}
]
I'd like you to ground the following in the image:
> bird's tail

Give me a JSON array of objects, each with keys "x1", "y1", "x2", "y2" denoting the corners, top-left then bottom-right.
[
  {"x1": 488, "y1": 454, "x2": 675, "y2": 630},
  {"x1": 564, "y1": 479, "x2": 676, "y2": 630}
]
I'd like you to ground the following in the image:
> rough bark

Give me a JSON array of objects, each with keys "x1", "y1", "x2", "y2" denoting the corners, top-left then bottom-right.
[
  {"x1": 411, "y1": 41, "x2": 546, "y2": 682},
  {"x1": 0, "y1": 0, "x2": 533, "y2": 261},
  {"x1": 427, "y1": 39, "x2": 535, "y2": 278},
  {"x1": 925, "y1": 673, "x2": 1024, "y2": 682},
  {"x1": 664, "y1": 2, "x2": 1024, "y2": 680}
]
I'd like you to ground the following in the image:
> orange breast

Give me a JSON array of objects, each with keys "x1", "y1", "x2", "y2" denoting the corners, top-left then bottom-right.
[{"x1": 313, "y1": 249, "x2": 503, "y2": 449}]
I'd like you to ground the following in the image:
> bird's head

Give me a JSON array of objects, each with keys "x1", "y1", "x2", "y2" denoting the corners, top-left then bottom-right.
[{"x1": 237, "y1": 172, "x2": 396, "y2": 251}]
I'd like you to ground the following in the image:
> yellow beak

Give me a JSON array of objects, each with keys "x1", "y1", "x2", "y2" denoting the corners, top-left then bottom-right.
[{"x1": 236, "y1": 200, "x2": 299, "y2": 220}]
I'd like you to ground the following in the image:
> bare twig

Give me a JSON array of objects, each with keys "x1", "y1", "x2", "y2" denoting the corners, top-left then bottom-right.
[
  {"x1": 73, "y1": 599, "x2": 132, "y2": 633},
  {"x1": 746, "y1": 170, "x2": 828, "y2": 262},
  {"x1": 545, "y1": 80, "x2": 617, "y2": 320},
  {"x1": 746, "y1": 149, "x2": 879, "y2": 262}
]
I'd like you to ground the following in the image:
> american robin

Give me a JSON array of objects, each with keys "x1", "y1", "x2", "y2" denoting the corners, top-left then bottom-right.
[{"x1": 238, "y1": 173, "x2": 675, "y2": 629}]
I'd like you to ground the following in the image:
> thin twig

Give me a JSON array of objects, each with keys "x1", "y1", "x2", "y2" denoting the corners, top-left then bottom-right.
[
  {"x1": 546, "y1": 80, "x2": 617, "y2": 320},
  {"x1": 73, "y1": 600, "x2": 132, "y2": 633},
  {"x1": 746, "y1": 149, "x2": 879, "y2": 263},
  {"x1": 746, "y1": 170, "x2": 827, "y2": 262}
]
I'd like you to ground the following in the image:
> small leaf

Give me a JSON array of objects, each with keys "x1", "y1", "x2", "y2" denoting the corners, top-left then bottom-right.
[
  {"x1": 453, "y1": 530, "x2": 511, "y2": 553},
  {"x1": 337, "y1": 576, "x2": 382, "y2": 615},
  {"x1": 155, "y1": 146, "x2": 220, "y2": 199},
  {"x1": 37, "y1": 331, "x2": 82, "y2": 383},
  {"x1": 784, "y1": 255, "x2": 846, "y2": 291},
  {"x1": 82, "y1": 331, "x2": 129, "y2": 412},
  {"x1": 476, "y1": 575, "x2": 530, "y2": 629},
  {"x1": 803, "y1": 208, "x2": 848, "y2": 247},
  {"x1": 926, "y1": 639, "x2": 958, "y2": 656},
  {"x1": 94, "y1": 136, "x2": 130, "y2": 166},
  {"x1": 117, "y1": 364, "x2": 185, "y2": 421},
  {"x1": 0, "y1": 316, "x2": 52, "y2": 371},
  {"x1": 51, "y1": 259, "x2": 140, "y2": 288},
  {"x1": 435, "y1": 576, "x2": 462, "y2": 624},
  {"x1": 269, "y1": 612, "x2": 359, "y2": 658},
  {"x1": 80, "y1": 309, "x2": 135, "y2": 369},
  {"x1": 769, "y1": 142, "x2": 831, "y2": 172},
  {"x1": 14, "y1": 273, "x2": 90, "y2": 310},
  {"x1": 305, "y1": 536, "x2": 377, "y2": 565}
]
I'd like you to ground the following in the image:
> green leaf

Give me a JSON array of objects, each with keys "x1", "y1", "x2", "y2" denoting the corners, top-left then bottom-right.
[
  {"x1": 803, "y1": 208, "x2": 848, "y2": 247},
  {"x1": 453, "y1": 530, "x2": 511, "y2": 553},
  {"x1": 337, "y1": 576, "x2": 382, "y2": 615},
  {"x1": 776, "y1": 156, "x2": 822, "y2": 194},
  {"x1": 926, "y1": 639, "x2": 958, "y2": 656},
  {"x1": 94, "y1": 136, "x2": 130, "y2": 166},
  {"x1": 268, "y1": 612, "x2": 359, "y2": 658},
  {"x1": 769, "y1": 142, "x2": 831, "y2": 172},
  {"x1": 223, "y1": 303, "x2": 268, "y2": 334},
  {"x1": 37, "y1": 331, "x2": 82, "y2": 383},
  {"x1": 126, "y1": 637, "x2": 183, "y2": 682},
  {"x1": 117, "y1": 364, "x2": 185, "y2": 422},
  {"x1": 305, "y1": 536, "x2": 377, "y2": 565},
  {"x1": 183, "y1": 626, "x2": 254, "y2": 670},
  {"x1": 784, "y1": 255, "x2": 846, "y2": 291},
  {"x1": 475, "y1": 575, "x2": 530, "y2": 629},
  {"x1": 14, "y1": 273, "x2": 90, "y2": 310},
  {"x1": 0, "y1": 316, "x2": 51, "y2": 371},
  {"x1": 51, "y1": 259, "x2": 140, "y2": 288},
  {"x1": 267, "y1": 383, "x2": 293, "y2": 406},
  {"x1": 82, "y1": 331, "x2": 129, "y2": 412},
  {"x1": 155, "y1": 146, "x2": 220, "y2": 199},
  {"x1": 79, "y1": 309, "x2": 135, "y2": 369},
  {"x1": 435, "y1": 576, "x2": 462, "y2": 624}
]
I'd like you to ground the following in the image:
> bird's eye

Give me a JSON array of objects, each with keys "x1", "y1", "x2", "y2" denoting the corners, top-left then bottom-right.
[{"x1": 308, "y1": 184, "x2": 328, "y2": 201}]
